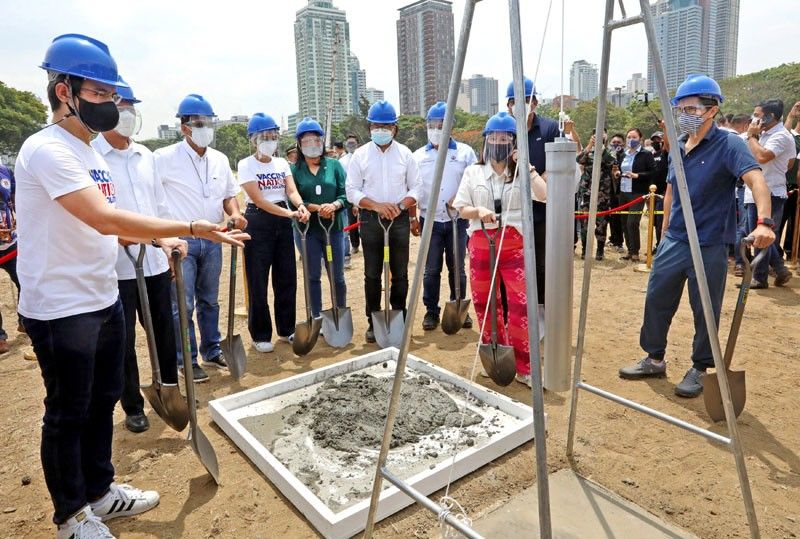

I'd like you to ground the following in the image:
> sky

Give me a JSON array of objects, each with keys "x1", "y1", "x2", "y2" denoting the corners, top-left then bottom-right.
[{"x1": 1, "y1": 0, "x2": 797, "y2": 140}]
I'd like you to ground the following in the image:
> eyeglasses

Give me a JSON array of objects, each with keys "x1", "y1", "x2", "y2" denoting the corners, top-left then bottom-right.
[
  {"x1": 80, "y1": 87, "x2": 122, "y2": 105},
  {"x1": 185, "y1": 120, "x2": 215, "y2": 129},
  {"x1": 672, "y1": 105, "x2": 709, "y2": 116}
]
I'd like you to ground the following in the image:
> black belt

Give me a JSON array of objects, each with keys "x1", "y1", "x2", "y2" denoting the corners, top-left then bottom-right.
[
  {"x1": 247, "y1": 201, "x2": 287, "y2": 212},
  {"x1": 360, "y1": 208, "x2": 409, "y2": 218}
]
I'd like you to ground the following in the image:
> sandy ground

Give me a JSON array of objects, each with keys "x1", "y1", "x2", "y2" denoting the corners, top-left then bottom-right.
[{"x1": 1, "y1": 223, "x2": 799, "y2": 539}]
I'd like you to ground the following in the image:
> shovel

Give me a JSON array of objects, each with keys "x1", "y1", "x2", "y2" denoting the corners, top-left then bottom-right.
[
  {"x1": 477, "y1": 221, "x2": 516, "y2": 386},
  {"x1": 371, "y1": 217, "x2": 405, "y2": 348},
  {"x1": 704, "y1": 237, "x2": 766, "y2": 422},
  {"x1": 220, "y1": 221, "x2": 246, "y2": 379},
  {"x1": 172, "y1": 249, "x2": 220, "y2": 485},
  {"x1": 124, "y1": 245, "x2": 188, "y2": 432},
  {"x1": 441, "y1": 206, "x2": 471, "y2": 335},
  {"x1": 318, "y1": 213, "x2": 353, "y2": 348},
  {"x1": 293, "y1": 218, "x2": 322, "y2": 356}
]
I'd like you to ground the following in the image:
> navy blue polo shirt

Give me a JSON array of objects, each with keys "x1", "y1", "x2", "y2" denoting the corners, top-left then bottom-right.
[
  {"x1": 665, "y1": 124, "x2": 759, "y2": 246},
  {"x1": 527, "y1": 114, "x2": 560, "y2": 222}
]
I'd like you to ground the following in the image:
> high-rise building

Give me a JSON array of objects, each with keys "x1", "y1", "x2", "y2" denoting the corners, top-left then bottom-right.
[
  {"x1": 349, "y1": 53, "x2": 367, "y2": 115},
  {"x1": 467, "y1": 74, "x2": 498, "y2": 116},
  {"x1": 294, "y1": 0, "x2": 352, "y2": 125},
  {"x1": 364, "y1": 88, "x2": 385, "y2": 105},
  {"x1": 627, "y1": 73, "x2": 647, "y2": 95},
  {"x1": 396, "y1": 0, "x2": 455, "y2": 116},
  {"x1": 570, "y1": 60, "x2": 599, "y2": 101},
  {"x1": 287, "y1": 113, "x2": 300, "y2": 136},
  {"x1": 647, "y1": 0, "x2": 739, "y2": 93},
  {"x1": 456, "y1": 79, "x2": 470, "y2": 112}
]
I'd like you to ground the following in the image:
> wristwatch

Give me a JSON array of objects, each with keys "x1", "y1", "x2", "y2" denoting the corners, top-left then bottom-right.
[
  {"x1": 756, "y1": 217, "x2": 775, "y2": 229},
  {"x1": 397, "y1": 201, "x2": 407, "y2": 212},
  {"x1": 410, "y1": 216, "x2": 418, "y2": 222}
]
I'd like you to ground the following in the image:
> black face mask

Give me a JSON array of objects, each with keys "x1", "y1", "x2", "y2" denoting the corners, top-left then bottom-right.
[
  {"x1": 486, "y1": 142, "x2": 514, "y2": 162},
  {"x1": 69, "y1": 96, "x2": 120, "y2": 133},
  {"x1": 652, "y1": 142, "x2": 662, "y2": 152}
]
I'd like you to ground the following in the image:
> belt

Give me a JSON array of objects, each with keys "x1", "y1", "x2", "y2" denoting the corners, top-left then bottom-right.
[
  {"x1": 360, "y1": 208, "x2": 409, "y2": 218},
  {"x1": 247, "y1": 201, "x2": 287, "y2": 212}
]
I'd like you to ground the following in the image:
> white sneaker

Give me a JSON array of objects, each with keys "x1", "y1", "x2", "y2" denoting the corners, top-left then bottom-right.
[
  {"x1": 277, "y1": 334, "x2": 294, "y2": 343},
  {"x1": 254, "y1": 341, "x2": 274, "y2": 353},
  {"x1": 90, "y1": 483, "x2": 159, "y2": 522},
  {"x1": 57, "y1": 506, "x2": 115, "y2": 539},
  {"x1": 515, "y1": 373, "x2": 532, "y2": 388}
]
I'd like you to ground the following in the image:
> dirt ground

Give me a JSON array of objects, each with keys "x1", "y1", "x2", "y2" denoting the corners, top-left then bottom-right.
[{"x1": 1, "y1": 224, "x2": 798, "y2": 539}]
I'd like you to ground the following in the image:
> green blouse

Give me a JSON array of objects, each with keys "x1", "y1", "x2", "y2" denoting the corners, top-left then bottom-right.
[{"x1": 291, "y1": 157, "x2": 349, "y2": 235}]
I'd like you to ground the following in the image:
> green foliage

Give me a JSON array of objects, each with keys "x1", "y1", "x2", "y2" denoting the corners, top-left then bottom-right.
[
  {"x1": 0, "y1": 81, "x2": 48, "y2": 155},
  {"x1": 213, "y1": 123, "x2": 251, "y2": 169},
  {"x1": 138, "y1": 137, "x2": 179, "y2": 152},
  {"x1": 719, "y1": 63, "x2": 800, "y2": 115}
]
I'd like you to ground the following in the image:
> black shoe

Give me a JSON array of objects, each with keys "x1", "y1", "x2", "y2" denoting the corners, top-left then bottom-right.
[
  {"x1": 462, "y1": 314, "x2": 473, "y2": 329},
  {"x1": 179, "y1": 364, "x2": 209, "y2": 383},
  {"x1": 422, "y1": 311, "x2": 439, "y2": 331},
  {"x1": 203, "y1": 353, "x2": 228, "y2": 370},
  {"x1": 125, "y1": 413, "x2": 150, "y2": 433},
  {"x1": 595, "y1": 248, "x2": 604, "y2": 261},
  {"x1": 365, "y1": 327, "x2": 376, "y2": 343}
]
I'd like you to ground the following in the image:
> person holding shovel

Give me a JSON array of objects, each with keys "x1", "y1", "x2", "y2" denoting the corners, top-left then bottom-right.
[
  {"x1": 15, "y1": 33, "x2": 249, "y2": 539},
  {"x1": 453, "y1": 112, "x2": 547, "y2": 388}
]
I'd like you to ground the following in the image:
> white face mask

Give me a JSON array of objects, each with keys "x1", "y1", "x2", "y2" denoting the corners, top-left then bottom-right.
[
  {"x1": 115, "y1": 109, "x2": 138, "y2": 138},
  {"x1": 427, "y1": 128, "x2": 443, "y2": 146},
  {"x1": 191, "y1": 126, "x2": 214, "y2": 148},
  {"x1": 258, "y1": 140, "x2": 278, "y2": 157},
  {"x1": 303, "y1": 144, "x2": 324, "y2": 158}
]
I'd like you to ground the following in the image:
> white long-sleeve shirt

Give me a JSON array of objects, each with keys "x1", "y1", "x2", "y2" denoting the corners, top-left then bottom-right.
[
  {"x1": 744, "y1": 123, "x2": 794, "y2": 203},
  {"x1": 413, "y1": 139, "x2": 477, "y2": 222},
  {"x1": 345, "y1": 140, "x2": 421, "y2": 207}
]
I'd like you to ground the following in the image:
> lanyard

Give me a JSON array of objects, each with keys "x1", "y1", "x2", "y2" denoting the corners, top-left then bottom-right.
[{"x1": 185, "y1": 147, "x2": 210, "y2": 198}]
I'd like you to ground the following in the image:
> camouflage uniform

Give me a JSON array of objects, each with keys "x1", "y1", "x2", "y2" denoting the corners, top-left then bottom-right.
[{"x1": 576, "y1": 147, "x2": 616, "y2": 257}]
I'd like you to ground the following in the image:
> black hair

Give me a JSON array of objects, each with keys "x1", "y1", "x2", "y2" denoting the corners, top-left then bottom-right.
[
  {"x1": 626, "y1": 127, "x2": 643, "y2": 138},
  {"x1": 610, "y1": 133, "x2": 625, "y2": 142},
  {"x1": 758, "y1": 99, "x2": 784, "y2": 122},
  {"x1": 345, "y1": 133, "x2": 359, "y2": 142},
  {"x1": 476, "y1": 134, "x2": 517, "y2": 181},
  {"x1": 333, "y1": 141, "x2": 344, "y2": 150},
  {"x1": 725, "y1": 113, "x2": 734, "y2": 122},
  {"x1": 731, "y1": 113, "x2": 751, "y2": 126},
  {"x1": 46, "y1": 73, "x2": 83, "y2": 112}
]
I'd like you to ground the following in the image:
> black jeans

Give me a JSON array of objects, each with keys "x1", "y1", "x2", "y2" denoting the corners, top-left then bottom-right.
[
  {"x1": 359, "y1": 209, "x2": 410, "y2": 325},
  {"x1": 0, "y1": 244, "x2": 20, "y2": 340},
  {"x1": 243, "y1": 205, "x2": 296, "y2": 342},
  {"x1": 620, "y1": 193, "x2": 645, "y2": 256},
  {"x1": 118, "y1": 270, "x2": 179, "y2": 416},
  {"x1": 608, "y1": 193, "x2": 624, "y2": 247},
  {"x1": 348, "y1": 208, "x2": 360, "y2": 250},
  {"x1": 23, "y1": 298, "x2": 125, "y2": 524}
]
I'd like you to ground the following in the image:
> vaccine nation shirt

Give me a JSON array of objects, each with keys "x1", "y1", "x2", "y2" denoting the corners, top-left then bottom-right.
[{"x1": 237, "y1": 155, "x2": 291, "y2": 205}]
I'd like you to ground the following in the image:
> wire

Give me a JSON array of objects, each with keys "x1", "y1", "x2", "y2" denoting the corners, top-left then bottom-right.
[
  {"x1": 558, "y1": 0, "x2": 566, "y2": 136},
  {"x1": 533, "y1": 0, "x2": 554, "y2": 91}
]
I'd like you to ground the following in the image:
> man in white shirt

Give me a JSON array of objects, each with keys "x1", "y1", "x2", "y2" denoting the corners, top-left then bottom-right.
[
  {"x1": 16, "y1": 34, "x2": 247, "y2": 539},
  {"x1": 743, "y1": 99, "x2": 795, "y2": 288},
  {"x1": 91, "y1": 80, "x2": 177, "y2": 434},
  {"x1": 412, "y1": 101, "x2": 477, "y2": 331},
  {"x1": 339, "y1": 133, "x2": 361, "y2": 264},
  {"x1": 345, "y1": 101, "x2": 421, "y2": 343},
  {"x1": 154, "y1": 94, "x2": 246, "y2": 382}
]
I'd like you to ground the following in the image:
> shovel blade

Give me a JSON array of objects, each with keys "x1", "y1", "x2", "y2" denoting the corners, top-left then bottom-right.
[
  {"x1": 441, "y1": 299, "x2": 472, "y2": 335},
  {"x1": 704, "y1": 370, "x2": 746, "y2": 422},
  {"x1": 478, "y1": 343, "x2": 517, "y2": 386},
  {"x1": 188, "y1": 422, "x2": 220, "y2": 485},
  {"x1": 293, "y1": 317, "x2": 322, "y2": 356},
  {"x1": 141, "y1": 384, "x2": 169, "y2": 422},
  {"x1": 221, "y1": 335, "x2": 247, "y2": 380},
  {"x1": 371, "y1": 309, "x2": 404, "y2": 349},
  {"x1": 158, "y1": 383, "x2": 188, "y2": 432},
  {"x1": 320, "y1": 307, "x2": 353, "y2": 348}
]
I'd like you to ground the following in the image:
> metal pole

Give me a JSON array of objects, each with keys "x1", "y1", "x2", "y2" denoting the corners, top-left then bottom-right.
[
  {"x1": 639, "y1": 1, "x2": 759, "y2": 536},
  {"x1": 362, "y1": 1, "x2": 477, "y2": 535},
  {"x1": 566, "y1": 0, "x2": 615, "y2": 458},
  {"x1": 508, "y1": 0, "x2": 552, "y2": 536}
]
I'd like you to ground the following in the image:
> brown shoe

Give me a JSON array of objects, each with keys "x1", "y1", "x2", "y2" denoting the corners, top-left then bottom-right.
[{"x1": 0, "y1": 339, "x2": 9, "y2": 354}]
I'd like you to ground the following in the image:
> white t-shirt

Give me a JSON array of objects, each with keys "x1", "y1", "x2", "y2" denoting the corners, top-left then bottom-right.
[
  {"x1": 14, "y1": 125, "x2": 119, "y2": 320},
  {"x1": 153, "y1": 139, "x2": 239, "y2": 223},
  {"x1": 237, "y1": 155, "x2": 291, "y2": 205}
]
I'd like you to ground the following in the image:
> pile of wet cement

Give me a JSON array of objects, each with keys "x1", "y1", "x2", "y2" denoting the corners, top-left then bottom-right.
[{"x1": 285, "y1": 373, "x2": 482, "y2": 452}]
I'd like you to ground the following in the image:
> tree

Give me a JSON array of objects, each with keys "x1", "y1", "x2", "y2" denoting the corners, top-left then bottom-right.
[
  {"x1": 138, "y1": 137, "x2": 179, "y2": 152},
  {"x1": 213, "y1": 123, "x2": 251, "y2": 169},
  {"x1": 0, "y1": 81, "x2": 48, "y2": 155}
]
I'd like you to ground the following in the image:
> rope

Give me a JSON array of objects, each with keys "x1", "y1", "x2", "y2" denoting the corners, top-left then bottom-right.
[
  {"x1": 558, "y1": 0, "x2": 566, "y2": 135},
  {"x1": 0, "y1": 248, "x2": 17, "y2": 266},
  {"x1": 574, "y1": 194, "x2": 646, "y2": 220},
  {"x1": 532, "y1": 0, "x2": 554, "y2": 91},
  {"x1": 343, "y1": 221, "x2": 360, "y2": 232},
  {"x1": 438, "y1": 495, "x2": 472, "y2": 539},
  {"x1": 575, "y1": 210, "x2": 664, "y2": 215}
]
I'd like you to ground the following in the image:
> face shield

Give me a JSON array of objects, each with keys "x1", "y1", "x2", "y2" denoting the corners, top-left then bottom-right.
[
  {"x1": 300, "y1": 133, "x2": 324, "y2": 158},
  {"x1": 484, "y1": 131, "x2": 515, "y2": 163},
  {"x1": 253, "y1": 129, "x2": 279, "y2": 157}
]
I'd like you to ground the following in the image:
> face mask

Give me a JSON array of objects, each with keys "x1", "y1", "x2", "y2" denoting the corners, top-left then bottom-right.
[
  {"x1": 678, "y1": 113, "x2": 706, "y2": 135},
  {"x1": 628, "y1": 139, "x2": 640, "y2": 149},
  {"x1": 371, "y1": 128, "x2": 394, "y2": 146},
  {"x1": 71, "y1": 96, "x2": 120, "y2": 133},
  {"x1": 428, "y1": 129, "x2": 443, "y2": 146},
  {"x1": 191, "y1": 126, "x2": 214, "y2": 148},
  {"x1": 652, "y1": 142, "x2": 662, "y2": 152},
  {"x1": 258, "y1": 140, "x2": 278, "y2": 157},
  {"x1": 345, "y1": 142, "x2": 358, "y2": 153},
  {"x1": 303, "y1": 144, "x2": 324, "y2": 158},
  {"x1": 114, "y1": 109, "x2": 137, "y2": 138},
  {"x1": 486, "y1": 142, "x2": 514, "y2": 162}
]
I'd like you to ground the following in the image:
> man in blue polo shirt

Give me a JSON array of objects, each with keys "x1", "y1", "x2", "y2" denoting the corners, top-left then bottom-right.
[{"x1": 619, "y1": 74, "x2": 775, "y2": 398}]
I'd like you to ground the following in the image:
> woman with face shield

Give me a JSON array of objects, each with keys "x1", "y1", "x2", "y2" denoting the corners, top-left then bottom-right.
[
  {"x1": 237, "y1": 113, "x2": 309, "y2": 353},
  {"x1": 290, "y1": 117, "x2": 349, "y2": 320},
  {"x1": 452, "y1": 112, "x2": 547, "y2": 388}
]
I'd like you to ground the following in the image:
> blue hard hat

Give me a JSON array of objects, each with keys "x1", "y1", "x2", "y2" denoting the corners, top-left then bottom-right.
[
  {"x1": 483, "y1": 112, "x2": 517, "y2": 136},
  {"x1": 426, "y1": 101, "x2": 446, "y2": 121},
  {"x1": 295, "y1": 117, "x2": 324, "y2": 139},
  {"x1": 670, "y1": 73, "x2": 724, "y2": 106},
  {"x1": 367, "y1": 100, "x2": 398, "y2": 124},
  {"x1": 116, "y1": 76, "x2": 140, "y2": 104},
  {"x1": 40, "y1": 33, "x2": 127, "y2": 88},
  {"x1": 176, "y1": 94, "x2": 215, "y2": 118},
  {"x1": 247, "y1": 113, "x2": 279, "y2": 136},
  {"x1": 505, "y1": 77, "x2": 534, "y2": 100}
]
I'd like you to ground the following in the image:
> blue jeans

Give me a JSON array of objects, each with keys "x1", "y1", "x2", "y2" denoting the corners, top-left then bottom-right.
[
  {"x1": 420, "y1": 217, "x2": 468, "y2": 315},
  {"x1": 639, "y1": 236, "x2": 728, "y2": 370},
  {"x1": 734, "y1": 186, "x2": 748, "y2": 265},
  {"x1": 294, "y1": 229, "x2": 347, "y2": 317},
  {"x1": 170, "y1": 238, "x2": 223, "y2": 365},
  {"x1": 745, "y1": 197, "x2": 787, "y2": 282},
  {"x1": 22, "y1": 299, "x2": 125, "y2": 524},
  {"x1": 341, "y1": 211, "x2": 351, "y2": 257}
]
